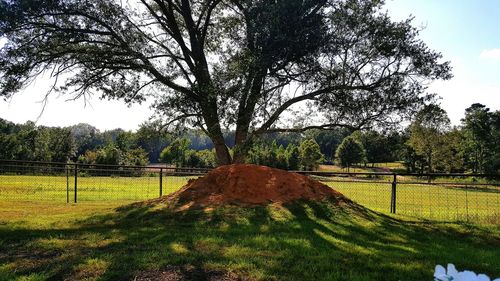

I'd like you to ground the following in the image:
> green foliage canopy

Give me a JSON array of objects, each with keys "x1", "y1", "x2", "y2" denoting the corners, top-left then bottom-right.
[
  {"x1": 0, "y1": 0, "x2": 451, "y2": 165},
  {"x1": 335, "y1": 136, "x2": 366, "y2": 169},
  {"x1": 461, "y1": 103, "x2": 500, "y2": 173},
  {"x1": 299, "y1": 139, "x2": 324, "y2": 171},
  {"x1": 407, "y1": 104, "x2": 450, "y2": 173}
]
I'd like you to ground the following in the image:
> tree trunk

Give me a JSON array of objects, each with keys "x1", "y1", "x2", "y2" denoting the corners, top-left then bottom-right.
[
  {"x1": 213, "y1": 138, "x2": 232, "y2": 166},
  {"x1": 427, "y1": 153, "x2": 432, "y2": 174},
  {"x1": 231, "y1": 68, "x2": 265, "y2": 164},
  {"x1": 232, "y1": 129, "x2": 256, "y2": 164},
  {"x1": 200, "y1": 97, "x2": 232, "y2": 166},
  {"x1": 206, "y1": 126, "x2": 231, "y2": 166}
]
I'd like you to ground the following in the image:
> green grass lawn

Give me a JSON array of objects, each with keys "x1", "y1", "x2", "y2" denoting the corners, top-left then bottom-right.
[
  {"x1": 322, "y1": 179, "x2": 499, "y2": 224},
  {"x1": 0, "y1": 175, "x2": 196, "y2": 202},
  {"x1": 1, "y1": 175, "x2": 498, "y2": 224},
  {"x1": 319, "y1": 162, "x2": 406, "y2": 173},
  {"x1": 0, "y1": 200, "x2": 498, "y2": 281}
]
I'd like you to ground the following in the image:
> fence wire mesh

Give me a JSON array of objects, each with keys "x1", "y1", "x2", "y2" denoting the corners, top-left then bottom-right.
[
  {"x1": 308, "y1": 172, "x2": 499, "y2": 224},
  {"x1": 310, "y1": 174, "x2": 393, "y2": 214},
  {"x1": 395, "y1": 177, "x2": 499, "y2": 223},
  {"x1": 1, "y1": 160, "x2": 498, "y2": 224},
  {"x1": 0, "y1": 160, "x2": 208, "y2": 203}
]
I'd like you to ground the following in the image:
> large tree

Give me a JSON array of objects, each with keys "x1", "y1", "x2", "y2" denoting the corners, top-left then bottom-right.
[
  {"x1": 335, "y1": 135, "x2": 365, "y2": 171},
  {"x1": 299, "y1": 138, "x2": 324, "y2": 171},
  {"x1": 351, "y1": 130, "x2": 392, "y2": 165},
  {"x1": 407, "y1": 104, "x2": 450, "y2": 173},
  {"x1": 461, "y1": 103, "x2": 500, "y2": 173},
  {"x1": 0, "y1": 0, "x2": 451, "y2": 165}
]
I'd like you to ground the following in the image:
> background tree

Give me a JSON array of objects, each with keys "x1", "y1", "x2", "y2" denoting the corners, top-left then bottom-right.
[
  {"x1": 433, "y1": 128, "x2": 464, "y2": 173},
  {"x1": 116, "y1": 131, "x2": 136, "y2": 151},
  {"x1": 0, "y1": 102, "x2": 497, "y2": 173},
  {"x1": 47, "y1": 127, "x2": 76, "y2": 163},
  {"x1": 78, "y1": 150, "x2": 97, "y2": 165},
  {"x1": 351, "y1": 130, "x2": 392, "y2": 166},
  {"x1": 0, "y1": 0, "x2": 451, "y2": 165},
  {"x1": 286, "y1": 144, "x2": 300, "y2": 171},
  {"x1": 275, "y1": 144, "x2": 288, "y2": 170},
  {"x1": 0, "y1": 118, "x2": 20, "y2": 160},
  {"x1": 70, "y1": 123, "x2": 104, "y2": 157},
  {"x1": 191, "y1": 149, "x2": 217, "y2": 168},
  {"x1": 306, "y1": 129, "x2": 351, "y2": 162},
  {"x1": 135, "y1": 121, "x2": 172, "y2": 163},
  {"x1": 247, "y1": 140, "x2": 302, "y2": 170},
  {"x1": 247, "y1": 141, "x2": 278, "y2": 168},
  {"x1": 386, "y1": 130, "x2": 408, "y2": 169},
  {"x1": 95, "y1": 144, "x2": 122, "y2": 166},
  {"x1": 407, "y1": 104, "x2": 450, "y2": 173},
  {"x1": 121, "y1": 148, "x2": 149, "y2": 167},
  {"x1": 490, "y1": 111, "x2": 500, "y2": 174},
  {"x1": 13, "y1": 122, "x2": 50, "y2": 161},
  {"x1": 299, "y1": 139, "x2": 324, "y2": 171},
  {"x1": 159, "y1": 138, "x2": 191, "y2": 167},
  {"x1": 461, "y1": 103, "x2": 499, "y2": 173},
  {"x1": 335, "y1": 136, "x2": 366, "y2": 171}
]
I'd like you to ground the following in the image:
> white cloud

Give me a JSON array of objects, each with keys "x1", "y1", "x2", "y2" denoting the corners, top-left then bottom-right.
[
  {"x1": 479, "y1": 48, "x2": 500, "y2": 59},
  {"x1": 424, "y1": 56, "x2": 500, "y2": 126},
  {"x1": 429, "y1": 79, "x2": 500, "y2": 126},
  {"x1": 0, "y1": 77, "x2": 153, "y2": 131}
]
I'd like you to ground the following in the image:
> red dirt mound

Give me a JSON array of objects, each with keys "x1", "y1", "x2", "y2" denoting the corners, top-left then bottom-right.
[{"x1": 161, "y1": 164, "x2": 347, "y2": 208}]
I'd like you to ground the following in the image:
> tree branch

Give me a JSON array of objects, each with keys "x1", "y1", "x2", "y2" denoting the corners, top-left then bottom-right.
[{"x1": 256, "y1": 123, "x2": 359, "y2": 134}]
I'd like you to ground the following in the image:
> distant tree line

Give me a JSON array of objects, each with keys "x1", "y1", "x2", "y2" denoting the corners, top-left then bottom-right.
[
  {"x1": 404, "y1": 103, "x2": 500, "y2": 174},
  {"x1": 0, "y1": 121, "x2": 74, "y2": 163},
  {"x1": 330, "y1": 103, "x2": 499, "y2": 174},
  {"x1": 0, "y1": 103, "x2": 498, "y2": 173}
]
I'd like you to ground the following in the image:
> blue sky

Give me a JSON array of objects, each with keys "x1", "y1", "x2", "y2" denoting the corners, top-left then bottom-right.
[
  {"x1": 385, "y1": 0, "x2": 500, "y2": 123},
  {"x1": 386, "y1": 0, "x2": 500, "y2": 82},
  {"x1": 0, "y1": 1, "x2": 499, "y2": 130}
]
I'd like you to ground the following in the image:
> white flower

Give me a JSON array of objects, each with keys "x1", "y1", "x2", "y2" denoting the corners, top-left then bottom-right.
[{"x1": 434, "y1": 263, "x2": 500, "y2": 281}]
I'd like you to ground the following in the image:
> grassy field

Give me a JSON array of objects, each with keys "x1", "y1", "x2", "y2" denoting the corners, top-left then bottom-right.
[
  {"x1": 319, "y1": 162, "x2": 406, "y2": 173},
  {"x1": 322, "y1": 179, "x2": 499, "y2": 224},
  {"x1": 0, "y1": 200, "x2": 498, "y2": 280},
  {"x1": 0, "y1": 175, "x2": 196, "y2": 202},
  {"x1": 1, "y1": 174, "x2": 498, "y2": 224}
]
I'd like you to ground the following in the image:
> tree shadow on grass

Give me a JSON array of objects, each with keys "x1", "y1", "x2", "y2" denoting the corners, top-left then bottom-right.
[
  {"x1": 282, "y1": 201, "x2": 500, "y2": 279},
  {"x1": 0, "y1": 200, "x2": 499, "y2": 281}
]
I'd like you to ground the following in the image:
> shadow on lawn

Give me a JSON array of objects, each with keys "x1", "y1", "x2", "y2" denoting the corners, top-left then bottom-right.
[
  {"x1": 0, "y1": 200, "x2": 499, "y2": 281},
  {"x1": 441, "y1": 184, "x2": 500, "y2": 194}
]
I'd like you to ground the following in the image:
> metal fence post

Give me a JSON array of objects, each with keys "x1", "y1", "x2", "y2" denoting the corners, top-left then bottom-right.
[
  {"x1": 66, "y1": 165, "x2": 69, "y2": 203},
  {"x1": 159, "y1": 168, "x2": 163, "y2": 197},
  {"x1": 74, "y1": 164, "x2": 78, "y2": 203},
  {"x1": 391, "y1": 174, "x2": 397, "y2": 214},
  {"x1": 465, "y1": 186, "x2": 469, "y2": 222}
]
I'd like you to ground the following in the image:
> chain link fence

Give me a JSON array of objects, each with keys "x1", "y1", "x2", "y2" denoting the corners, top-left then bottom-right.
[
  {"x1": 0, "y1": 160, "x2": 208, "y2": 203},
  {"x1": 303, "y1": 171, "x2": 500, "y2": 224},
  {"x1": 1, "y1": 160, "x2": 498, "y2": 223}
]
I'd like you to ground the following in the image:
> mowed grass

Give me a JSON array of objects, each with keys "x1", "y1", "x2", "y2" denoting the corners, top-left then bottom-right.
[
  {"x1": 0, "y1": 200, "x2": 499, "y2": 281},
  {"x1": 0, "y1": 175, "x2": 197, "y2": 202},
  {"x1": 319, "y1": 162, "x2": 406, "y2": 173},
  {"x1": 1, "y1": 174, "x2": 499, "y2": 223},
  {"x1": 322, "y1": 179, "x2": 500, "y2": 224}
]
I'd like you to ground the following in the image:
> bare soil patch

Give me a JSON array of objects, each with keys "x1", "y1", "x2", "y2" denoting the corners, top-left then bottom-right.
[{"x1": 134, "y1": 265, "x2": 254, "y2": 281}]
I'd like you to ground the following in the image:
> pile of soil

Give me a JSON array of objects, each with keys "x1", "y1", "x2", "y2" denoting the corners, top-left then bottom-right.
[{"x1": 158, "y1": 164, "x2": 349, "y2": 208}]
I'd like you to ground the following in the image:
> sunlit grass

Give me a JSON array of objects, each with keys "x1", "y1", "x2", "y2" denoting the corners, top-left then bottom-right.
[
  {"x1": 324, "y1": 180, "x2": 499, "y2": 224},
  {"x1": 319, "y1": 162, "x2": 405, "y2": 173},
  {"x1": 0, "y1": 175, "x2": 197, "y2": 202},
  {"x1": 1, "y1": 174, "x2": 498, "y2": 223}
]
